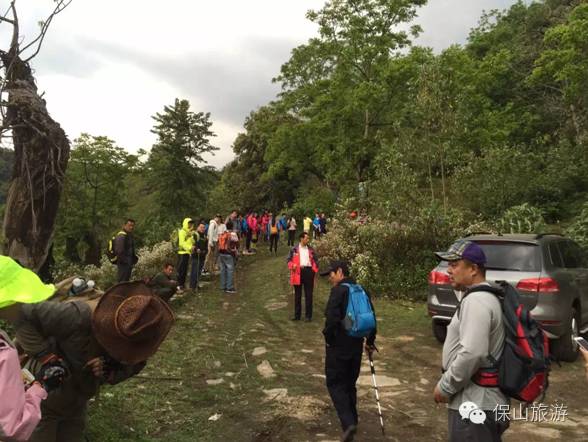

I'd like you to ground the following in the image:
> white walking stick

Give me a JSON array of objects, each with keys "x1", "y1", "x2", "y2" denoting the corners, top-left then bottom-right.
[{"x1": 368, "y1": 349, "x2": 385, "y2": 436}]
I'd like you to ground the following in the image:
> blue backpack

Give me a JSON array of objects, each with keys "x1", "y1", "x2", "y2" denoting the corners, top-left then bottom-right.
[{"x1": 342, "y1": 283, "x2": 376, "y2": 338}]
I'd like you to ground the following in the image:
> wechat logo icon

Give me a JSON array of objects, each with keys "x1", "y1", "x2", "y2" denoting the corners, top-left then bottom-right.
[{"x1": 459, "y1": 401, "x2": 487, "y2": 425}]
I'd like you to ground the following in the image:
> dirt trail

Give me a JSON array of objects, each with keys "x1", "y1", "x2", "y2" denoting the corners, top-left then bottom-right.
[
  {"x1": 230, "y1": 248, "x2": 588, "y2": 441},
  {"x1": 89, "y1": 245, "x2": 588, "y2": 441}
]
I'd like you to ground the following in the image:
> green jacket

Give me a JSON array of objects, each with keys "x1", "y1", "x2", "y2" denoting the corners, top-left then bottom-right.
[
  {"x1": 178, "y1": 218, "x2": 195, "y2": 255},
  {"x1": 15, "y1": 300, "x2": 145, "y2": 415}
]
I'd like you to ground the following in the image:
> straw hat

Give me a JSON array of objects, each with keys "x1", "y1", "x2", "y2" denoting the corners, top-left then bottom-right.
[{"x1": 92, "y1": 281, "x2": 174, "y2": 364}]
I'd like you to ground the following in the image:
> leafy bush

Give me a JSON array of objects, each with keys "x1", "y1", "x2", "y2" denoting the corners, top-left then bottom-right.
[
  {"x1": 54, "y1": 241, "x2": 175, "y2": 289},
  {"x1": 291, "y1": 179, "x2": 336, "y2": 220},
  {"x1": 497, "y1": 203, "x2": 546, "y2": 234},
  {"x1": 566, "y1": 202, "x2": 588, "y2": 248},
  {"x1": 314, "y1": 204, "x2": 468, "y2": 299}
]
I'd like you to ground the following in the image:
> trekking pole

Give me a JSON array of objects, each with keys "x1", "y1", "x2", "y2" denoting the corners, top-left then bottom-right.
[{"x1": 368, "y1": 349, "x2": 385, "y2": 436}]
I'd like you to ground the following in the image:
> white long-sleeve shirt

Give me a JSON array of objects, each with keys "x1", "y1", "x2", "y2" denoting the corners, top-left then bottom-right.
[{"x1": 208, "y1": 220, "x2": 219, "y2": 246}]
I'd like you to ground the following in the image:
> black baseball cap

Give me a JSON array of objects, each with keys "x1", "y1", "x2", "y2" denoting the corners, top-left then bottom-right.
[{"x1": 319, "y1": 260, "x2": 350, "y2": 277}]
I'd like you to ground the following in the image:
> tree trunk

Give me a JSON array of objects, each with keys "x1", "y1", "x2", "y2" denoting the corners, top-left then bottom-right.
[
  {"x1": 0, "y1": 50, "x2": 70, "y2": 271},
  {"x1": 83, "y1": 231, "x2": 101, "y2": 266},
  {"x1": 64, "y1": 236, "x2": 81, "y2": 263},
  {"x1": 440, "y1": 144, "x2": 447, "y2": 216}
]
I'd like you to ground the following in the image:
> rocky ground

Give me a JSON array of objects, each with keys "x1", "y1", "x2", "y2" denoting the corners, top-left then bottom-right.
[{"x1": 88, "y1": 245, "x2": 588, "y2": 441}]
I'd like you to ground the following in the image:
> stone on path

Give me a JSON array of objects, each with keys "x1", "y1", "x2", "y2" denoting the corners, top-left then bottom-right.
[
  {"x1": 257, "y1": 360, "x2": 275, "y2": 378},
  {"x1": 301, "y1": 349, "x2": 313, "y2": 354},
  {"x1": 252, "y1": 346, "x2": 267, "y2": 356},
  {"x1": 420, "y1": 378, "x2": 430, "y2": 385},
  {"x1": 357, "y1": 375, "x2": 401, "y2": 388},
  {"x1": 265, "y1": 301, "x2": 288, "y2": 311},
  {"x1": 213, "y1": 360, "x2": 221, "y2": 368},
  {"x1": 206, "y1": 378, "x2": 224, "y2": 386},
  {"x1": 393, "y1": 335, "x2": 415, "y2": 342},
  {"x1": 176, "y1": 314, "x2": 194, "y2": 321},
  {"x1": 263, "y1": 388, "x2": 288, "y2": 401},
  {"x1": 208, "y1": 413, "x2": 222, "y2": 421}
]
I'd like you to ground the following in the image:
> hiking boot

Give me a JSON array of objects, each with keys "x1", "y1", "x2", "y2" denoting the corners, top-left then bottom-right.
[
  {"x1": 341, "y1": 425, "x2": 357, "y2": 442},
  {"x1": 225, "y1": 289, "x2": 237, "y2": 294}
]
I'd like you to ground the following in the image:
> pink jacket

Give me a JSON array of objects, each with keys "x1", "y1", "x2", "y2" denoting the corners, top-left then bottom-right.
[{"x1": 0, "y1": 334, "x2": 47, "y2": 441}]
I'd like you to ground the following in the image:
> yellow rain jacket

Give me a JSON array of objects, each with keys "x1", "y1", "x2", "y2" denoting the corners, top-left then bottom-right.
[{"x1": 178, "y1": 218, "x2": 195, "y2": 255}]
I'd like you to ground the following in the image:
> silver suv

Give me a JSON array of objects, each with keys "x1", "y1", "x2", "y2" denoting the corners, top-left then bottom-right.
[{"x1": 427, "y1": 233, "x2": 588, "y2": 362}]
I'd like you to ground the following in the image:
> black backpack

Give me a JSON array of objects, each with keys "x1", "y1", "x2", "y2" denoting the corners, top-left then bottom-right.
[
  {"x1": 463, "y1": 281, "x2": 550, "y2": 403},
  {"x1": 106, "y1": 231, "x2": 125, "y2": 263}
]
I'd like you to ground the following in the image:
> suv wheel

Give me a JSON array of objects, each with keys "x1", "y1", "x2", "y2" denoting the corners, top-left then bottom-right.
[
  {"x1": 552, "y1": 307, "x2": 580, "y2": 362},
  {"x1": 432, "y1": 321, "x2": 447, "y2": 343}
]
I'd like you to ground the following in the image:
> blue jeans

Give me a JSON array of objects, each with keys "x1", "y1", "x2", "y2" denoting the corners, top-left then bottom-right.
[{"x1": 219, "y1": 253, "x2": 235, "y2": 290}]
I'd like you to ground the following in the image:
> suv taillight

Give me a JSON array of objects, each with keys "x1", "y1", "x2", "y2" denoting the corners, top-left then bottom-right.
[
  {"x1": 428, "y1": 270, "x2": 450, "y2": 285},
  {"x1": 516, "y1": 277, "x2": 559, "y2": 293}
]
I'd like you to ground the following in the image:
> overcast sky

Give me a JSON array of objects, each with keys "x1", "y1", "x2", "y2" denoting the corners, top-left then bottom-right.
[{"x1": 3, "y1": 0, "x2": 520, "y2": 168}]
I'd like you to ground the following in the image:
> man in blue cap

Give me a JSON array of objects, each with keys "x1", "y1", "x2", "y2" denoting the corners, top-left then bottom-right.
[{"x1": 432, "y1": 240, "x2": 509, "y2": 442}]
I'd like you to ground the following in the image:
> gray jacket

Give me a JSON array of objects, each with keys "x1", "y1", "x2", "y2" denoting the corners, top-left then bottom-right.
[{"x1": 438, "y1": 285, "x2": 509, "y2": 411}]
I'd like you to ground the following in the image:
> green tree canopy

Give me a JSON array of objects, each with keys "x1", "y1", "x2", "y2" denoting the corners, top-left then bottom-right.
[{"x1": 145, "y1": 99, "x2": 218, "y2": 222}]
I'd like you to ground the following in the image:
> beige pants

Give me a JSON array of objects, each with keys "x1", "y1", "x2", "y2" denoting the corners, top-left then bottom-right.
[{"x1": 204, "y1": 242, "x2": 218, "y2": 273}]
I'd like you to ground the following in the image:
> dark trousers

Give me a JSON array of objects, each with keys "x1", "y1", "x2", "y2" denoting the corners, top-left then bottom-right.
[
  {"x1": 448, "y1": 409, "x2": 509, "y2": 442},
  {"x1": 294, "y1": 267, "x2": 314, "y2": 319},
  {"x1": 269, "y1": 234, "x2": 279, "y2": 253},
  {"x1": 287, "y1": 230, "x2": 296, "y2": 246},
  {"x1": 117, "y1": 263, "x2": 133, "y2": 282},
  {"x1": 154, "y1": 287, "x2": 175, "y2": 302},
  {"x1": 325, "y1": 347, "x2": 362, "y2": 432},
  {"x1": 189, "y1": 252, "x2": 206, "y2": 288},
  {"x1": 246, "y1": 229, "x2": 252, "y2": 251},
  {"x1": 177, "y1": 254, "x2": 190, "y2": 287}
]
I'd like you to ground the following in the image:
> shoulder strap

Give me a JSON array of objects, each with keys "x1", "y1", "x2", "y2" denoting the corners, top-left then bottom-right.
[{"x1": 457, "y1": 283, "x2": 504, "y2": 318}]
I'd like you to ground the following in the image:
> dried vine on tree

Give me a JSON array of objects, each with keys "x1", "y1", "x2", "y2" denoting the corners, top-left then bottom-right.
[{"x1": 0, "y1": 0, "x2": 73, "y2": 272}]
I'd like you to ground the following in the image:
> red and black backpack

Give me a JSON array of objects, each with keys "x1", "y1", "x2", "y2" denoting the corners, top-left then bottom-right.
[{"x1": 462, "y1": 281, "x2": 550, "y2": 403}]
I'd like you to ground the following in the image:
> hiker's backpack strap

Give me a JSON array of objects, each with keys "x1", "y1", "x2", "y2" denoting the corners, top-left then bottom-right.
[{"x1": 456, "y1": 283, "x2": 504, "y2": 319}]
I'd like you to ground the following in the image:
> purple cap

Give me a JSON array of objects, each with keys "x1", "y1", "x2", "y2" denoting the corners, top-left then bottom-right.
[{"x1": 435, "y1": 240, "x2": 486, "y2": 266}]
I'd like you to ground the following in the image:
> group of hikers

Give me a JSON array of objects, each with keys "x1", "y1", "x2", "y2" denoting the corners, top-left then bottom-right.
[
  {"x1": 108, "y1": 210, "x2": 330, "y2": 301},
  {"x1": 3, "y1": 207, "x2": 584, "y2": 442}
]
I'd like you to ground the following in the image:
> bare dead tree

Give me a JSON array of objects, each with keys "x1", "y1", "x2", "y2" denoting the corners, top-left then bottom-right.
[{"x1": 0, "y1": 0, "x2": 73, "y2": 271}]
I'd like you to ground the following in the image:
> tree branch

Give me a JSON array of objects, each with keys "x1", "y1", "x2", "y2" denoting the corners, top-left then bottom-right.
[{"x1": 22, "y1": 0, "x2": 73, "y2": 63}]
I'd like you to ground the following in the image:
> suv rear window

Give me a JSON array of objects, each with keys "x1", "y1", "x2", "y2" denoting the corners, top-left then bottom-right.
[{"x1": 474, "y1": 241, "x2": 540, "y2": 272}]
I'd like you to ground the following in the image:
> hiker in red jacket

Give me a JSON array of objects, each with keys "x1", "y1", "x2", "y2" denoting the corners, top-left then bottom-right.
[
  {"x1": 287, "y1": 232, "x2": 319, "y2": 321},
  {"x1": 245, "y1": 212, "x2": 258, "y2": 254},
  {"x1": 261, "y1": 211, "x2": 270, "y2": 242}
]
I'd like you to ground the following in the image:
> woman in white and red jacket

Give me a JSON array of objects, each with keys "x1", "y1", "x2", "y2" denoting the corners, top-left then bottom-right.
[{"x1": 287, "y1": 232, "x2": 319, "y2": 321}]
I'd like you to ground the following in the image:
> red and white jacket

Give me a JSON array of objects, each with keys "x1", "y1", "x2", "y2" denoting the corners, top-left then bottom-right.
[{"x1": 287, "y1": 245, "x2": 319, "y2": 286}]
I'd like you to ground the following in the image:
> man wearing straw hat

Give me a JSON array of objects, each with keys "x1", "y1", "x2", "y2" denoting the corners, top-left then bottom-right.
[{"x1": 13, "y1": 280, "x2": 175, "y2": 442}]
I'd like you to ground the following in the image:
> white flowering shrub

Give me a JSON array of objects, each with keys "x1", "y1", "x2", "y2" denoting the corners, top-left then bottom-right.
[
  {"x1": 314, "y1": 205, "x2": 469, "y2": 299},
  {"x1": 54, "y1": 241, "x2": 175, "y2": 289}
]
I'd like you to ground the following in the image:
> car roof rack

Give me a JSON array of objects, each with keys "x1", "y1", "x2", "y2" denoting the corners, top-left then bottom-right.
[{"x1": 535, "y1": 232, "x2": 564, "y2": 239}]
